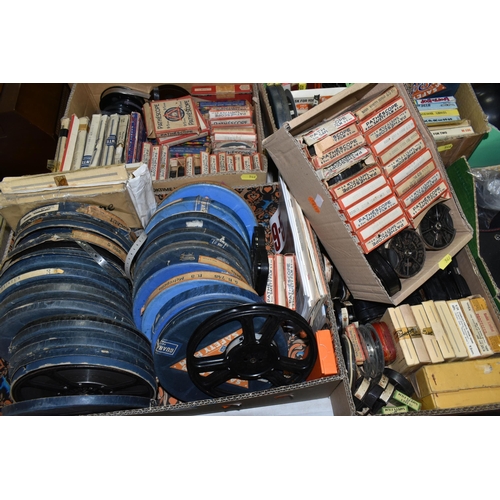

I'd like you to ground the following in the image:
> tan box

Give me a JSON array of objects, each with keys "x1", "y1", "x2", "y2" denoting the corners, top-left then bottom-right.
[
  {"x1": 415, "y1": 357, "x2": 500, "y2": 409},
  {"x1": 0, "y1": 164, "x2": 143, "y2": 230},
  {"x1": 65, "y1": 83, "x2": 269, "y2": 198},
  {"x1": 429, "y1": 83, "x2": 490, "y2": 167},
  {"x1": 263, "y1": 83, "x2": 473, "y2": 305}
]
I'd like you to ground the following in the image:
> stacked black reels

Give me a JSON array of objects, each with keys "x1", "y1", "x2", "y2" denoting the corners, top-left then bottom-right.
[{"x1": 1, "y1": 202, "x2": 155, "y2": 415}]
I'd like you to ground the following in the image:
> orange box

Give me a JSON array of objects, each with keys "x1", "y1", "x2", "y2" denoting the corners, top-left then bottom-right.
[{"x1": 306, "y1": 329, "x2": 338, "y2": 380}]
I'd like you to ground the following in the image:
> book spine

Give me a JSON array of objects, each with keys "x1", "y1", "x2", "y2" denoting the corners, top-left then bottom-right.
[
  {"x1": 102, "y1": 114, "x2": 120, "y2": 166},
  {"x1": 90, "y1": 114, "x2": 109, "y2": 167},
  {"x1": 469, "y1": 296, "x2": 500, "y2": 353},
  {"x1": 60, "y1": 114, "x2": 80, "y2": 172},
  {"x1": 459, "y1": 298, "x2": 494, "y2": 356},
  {"x1": 434, "y1": 300, "x2": 468, "y2": 359},
  {"x1": 264, "y1": 254, "x2": 275, "y2": 305},
  {"x1": 70, "y1": 116, "x2": 89, "y2": 171},
  {"x1": 54, "y1": 116, "x2": 70, "y2": 171},
  {"x1": 284, "y1": 254, "x2": 296, "y2": 311},
  {"x1": 447, "y1": 300, "x2": 482, "y2": 358},
  {"x1": 411, "y1": 304, "x2": 444, "y2": 363},
  {"x1": 81, "y1": 114, "x2": 103, "y2": 168},
  {"x1": 398, "y1": 304, "x2": 431, "y2": 364},
  {"x1": 125, "y1": 112, "x2": 139, "y2": 164}
]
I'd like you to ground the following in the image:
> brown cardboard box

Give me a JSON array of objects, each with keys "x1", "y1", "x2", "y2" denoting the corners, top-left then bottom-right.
[
  {"x1": 0, "y1": 164, "x2": 144, "y2": 230},
  {"x1": 428, "y1": 83, "x2": 490, "y2": 167},
  {"x1": 65, "y1": 83, "x2": 269, "y2": 198},
  {"x1": 263, "y1": 83, "x2": 474, "y2": 306}
]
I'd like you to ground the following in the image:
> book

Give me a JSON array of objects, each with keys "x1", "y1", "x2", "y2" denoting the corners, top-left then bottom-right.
[
  {"x1": 69, "y1": 116, "x2": 89, "y2": 171},
  {"x1": 397, "y1": 304, "x2": 431, "y2": 364},
  {"x1": 125, "y1": 112, "x2": 141, "y2": 164},
  {"x1": 53, "y1": 116, "x2": 70, "y2": 171},
  {"x1": 411, "y1": 304, "x2": 444, "y2": 364},
  {"x1": 458, "y1": 298, "x2": 494, "y2": 357},
  {"x1": 469, "y1": 295, "x2": 500, "y2": 353},
  {"x1": 114, "y1": 114, "x2": 130, "y2": 164},
  {"x1": 90, "y1": 114, "x2": 109, "y2": 167},
  {"x1": 274, "y1": 253, "x2": 286, "y2": 307},
  {"x1": 102, "y1": 113, "x2": 120, "y2": 166},
  {"x1": 151, "y1": 96, "x2": 200, "y2": 137},
  {"x1": 81, "y1": 114, "x2": 103, "y2": 168},
  {"x1": 59, "y1": 114, "x2": 80, "y2": 172},
  {"x1": 284, "y1": 253, "x2": 296, "y2": 311},
  {"x1": 446, "y1": 300, "x2": 482, "y2": 358},
  {"x1": 383, "y1": 307, "x2": 421, "y2": 374},
  {"x1": 430, "y1": 126, "x2": 475, "y2": 140},
  {"x1": 421, "y1": 300, "x2": 456, "y2": 360},
  {"x1": 433, "y1": 300, "x2": 468, "y2": 359}
]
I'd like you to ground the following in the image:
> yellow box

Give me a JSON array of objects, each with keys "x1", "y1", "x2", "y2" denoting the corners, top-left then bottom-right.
[
  {"x1": 421, "y1": 387, "x2": 500, "y2": 410},
  {"x1": 415, "y1": 357, "x2": 500, "y2": 398}
]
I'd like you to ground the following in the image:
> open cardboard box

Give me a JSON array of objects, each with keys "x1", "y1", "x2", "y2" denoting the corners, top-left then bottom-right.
[
  {"x1": 65, "y1": 83, "x2": 270, "y2": 199},
  {"x1": 0, "y1": 182, "x2": 355, "y2": 417},
  {"x1": 429, "y1": 83, "x2": 490, "y2": 168},
  {"x1": 0, "y1": 164, "x2": 146, "y2": 230},
  {"x1": 263, "y1": 83, "x2": 474, "y2": 306}
]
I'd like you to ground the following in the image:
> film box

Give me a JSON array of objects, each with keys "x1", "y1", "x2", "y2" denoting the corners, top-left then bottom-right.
[
  {"x1": 263, "y1": 83, "x2": 473, "y2": 305},
  {"x1": 414, "y1": 358, "x2": 500, "y2": 410},
  {"x1": 428, "y1": 83, "x2": 490, "y2": 167}
]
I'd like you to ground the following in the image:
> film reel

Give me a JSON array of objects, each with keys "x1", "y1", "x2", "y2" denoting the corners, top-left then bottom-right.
[
  {"x1": 1, "y1": 395, "x2": 152, "y2": 416},
  {"x1": 250, "y1": 225, "x2": 270, "y2": 296},
  {"x1": 365, "y1": 248, "x2": 401, "y2": 296},
  {"x1": 186, "y1": 303, "x2": 317, "y2": 399},
  {"x1": 418, "y1": 202, "x2": 456, "y2": 250},
  {"x1": 266, "y1": 85, "x2": 293, "y2": 129},
  {"x1": 357, "y1": 324, "x2": 385, "y2": 380},
  {"x1": 99, "y1": 86, "x2": 149, "y2": 115},
  {"x1": 384, "y1": 229, "x2": 426, "y2": 279}
]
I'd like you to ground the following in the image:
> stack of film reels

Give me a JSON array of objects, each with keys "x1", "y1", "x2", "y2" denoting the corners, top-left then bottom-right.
[
  {"x1": 125, "y1": 182, "x2": 318, "y2": 404},
  {"x1": 0, "y1": 202, "x2": 157, "y2": 416}
]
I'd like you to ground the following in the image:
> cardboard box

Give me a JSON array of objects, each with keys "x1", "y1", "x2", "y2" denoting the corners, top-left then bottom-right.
[
  {"x1": 65, "y1": 83, "x2": 269, "y2": 198},
  {"x1": 414, "y1": 358, "x2": 500, "y2": 410},
  {"x1": 0, "y1": 182, "x2": 354, "y2": 417},
  {"x1": 0, "y1": 164, "x2": 145, "y2": 230},
  {"x1": 263, "y1": 83, "x2": 473, "y2": 305},
  {"x1": 428, "y1": 83, "x2": 490, "y2": 167}
]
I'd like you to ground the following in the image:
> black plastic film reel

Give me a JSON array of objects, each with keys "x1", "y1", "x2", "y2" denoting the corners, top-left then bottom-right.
[
  {"x1": 99, "y1": 86, "x2": 150, "y2": 115},
  {"x1": 365, "y1": 248, "x2": 402, "y2": 296},
  {"x1": 383, "y1": 229, "x2": 426, "y2": 279},
  {"x1": 418, "y1": 202, "x2": 456, "y2": 250},
  {"x1": 266, "y1": 85, "x2": 298, "y2": 129},
  {"x1": 186, "y1": 303, "x2": 317, "y2": 399},
  {"x1": 251, "y1": 225, "x2": 270, "y2": 296}
]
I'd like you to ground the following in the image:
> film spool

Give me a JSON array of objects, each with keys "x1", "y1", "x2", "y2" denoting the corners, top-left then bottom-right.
[
  {"x1": 158, "y1": 182, "x2": 257, "y2": 243},
  {"x1": 266, "y1": 85, "x2": 292, "y2": 129},
  {"x1": 365, "y1": 248, "x2": 401, "y2": 296},
  {"x1": 99, "y1": 86, "x2": 149, "y2": 115},
  {"x1": 370, "y1": 321, "x2": 397, "y2": 365},
  {"x1": 383, "y1": 368, "x2": 415, "y2": 397},
  {"x1": 384, "y1": 229, "x2": 426, "y2": 279},
  {"x1": 146, "y1": 196, "x2": 251, "y2": 248},
  {"x1": 357, "y1": 324, "x2": 385, "y2": 380},
  {"x1": 250, "y1": 225, "x2": 270, "y2": 296},
  {"x1": 1, "y1": 395, "x2": 152, "y2": 416},
  {"x1": 351, "y1": 299, "x2": 388, "y2": 325},
  {"x1": 10, "y1": 356, "x2": 157, "y2": 403},
  {"x1": 186, "y1": 303, "x2": 316, "y2": 399},
  {"x1": 340, "y1": 334, "x2": 356, "y2": 391},
  {"x1": 418, "y1": 202, "x2": 456, "y2": 250}
]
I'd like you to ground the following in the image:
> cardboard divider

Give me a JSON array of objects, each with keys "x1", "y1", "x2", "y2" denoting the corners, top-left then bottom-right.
[{"x1": 263, "y1": 83, "x2": 474, "y2": 305}]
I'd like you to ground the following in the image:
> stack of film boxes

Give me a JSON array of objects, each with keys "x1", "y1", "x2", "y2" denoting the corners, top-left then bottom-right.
[
  {"x1": 297, "y1": 85, "x2": 452, "y2": 255},
  {"x1": 380, "y1": 295, "x2": 500, "y2": 410},
  {"x1": 142, "y1": 92, "x2": 264, "y2": 180}
]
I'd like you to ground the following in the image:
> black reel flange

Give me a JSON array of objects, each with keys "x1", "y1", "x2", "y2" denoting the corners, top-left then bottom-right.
[
  {"x1": 365, "y1": 248, "x2": 401, "y2": 296},
  {"x1": 99, "y1": 86, "x2": 150, "y2": 115},
  {"x1": 266, "y1": 85, "x2": 298, "y2": 129},
  {"x1": 383, "y1": 229, "x2": 426, "y2": 279},
  {"x1": 418, "y1": 202, "x2": 456, "y2": 250},
  {"x1": 186, "y1": 303, "x2": 317, "y2": 398},
  {"x1": 250, "y1": 225, "x2": 270, "y2": 296}
]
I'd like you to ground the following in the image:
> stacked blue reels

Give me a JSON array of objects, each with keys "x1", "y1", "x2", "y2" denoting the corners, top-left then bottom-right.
[
  {"x1": 129, "y1": 182, "x2": 317, "y2": 403},
  {"x1": 0, "y1": 202, "x2": 156, "y2": 416}
]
